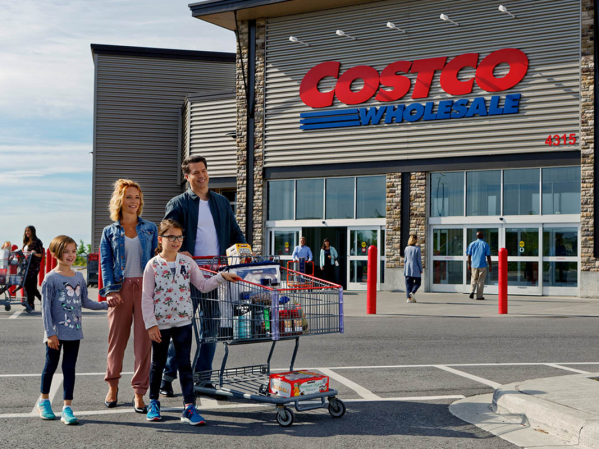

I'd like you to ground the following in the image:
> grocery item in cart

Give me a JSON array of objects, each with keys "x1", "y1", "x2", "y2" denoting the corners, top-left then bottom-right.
[
  {"x1": 225, "y1": 262, "x2": 281, "y2": 286},
  {"x1": 0, "y1": 268, "x2": 6, "y2": 284},
  {"x1": 269, "y1": 371, "x2": 329, "y2": 398},
  {"x1": 0, "y1": 248, "x2": 9, "y2": 269},
  {"x1": 226, "y1": 243, "x2": 253, "y2": 265}
]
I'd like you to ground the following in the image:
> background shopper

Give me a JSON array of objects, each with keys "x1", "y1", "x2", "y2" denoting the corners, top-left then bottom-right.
[
  {"x1": 319, "y1": 238, "x2": 338, "y2": 283},
  {"x1": 22, "y1": 225, "x2": 44, "y2": 310},
  {"x1": 467, "y1": 231, "x2": 492, "y2": 300},
  {"x1": 100, "y1": 179, "x2": 158, "y2": 413},
  {"x1": 404, "y1": 234, "x2": 423, "y2": 303}
]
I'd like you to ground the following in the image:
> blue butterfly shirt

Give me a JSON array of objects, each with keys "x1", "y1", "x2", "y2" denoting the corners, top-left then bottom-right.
[{"x1": 41, "y1": 271, "x2": 108, "y2": 342}]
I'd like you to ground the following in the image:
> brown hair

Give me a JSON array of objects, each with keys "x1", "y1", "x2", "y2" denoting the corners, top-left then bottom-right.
[
  {"x1": 49, "y1": 235, "x2": 77, "y2": 261},
  {"x1": 155, "y1": 219, "x2": 185, "y2": 255},
  {"x1": 408, "y1": 234, "x2": 418, "y2": 246},
  {"x1": 108, "y1": 179, "x2": 144, "y2": 222},
  {"x1": 23, "y1": 225, "x2": 38, "y2": 246},
  {"x1": 181, "y1": 155, "x2": 208, "y2": 175},
  {"x1": 321, "y1": 238, "x2": 330, "y2": 250}
]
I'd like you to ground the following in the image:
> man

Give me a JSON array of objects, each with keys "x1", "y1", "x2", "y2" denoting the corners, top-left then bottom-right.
[
  {"x1": 467, "y1": 231, "x2": 492, "y2": 300},
  {"x1": 160, "y1": 155, "x2": 246, "y2": 397},
  {"x1": 292, "y1": 237, "x2": 313, "y2": 273}
]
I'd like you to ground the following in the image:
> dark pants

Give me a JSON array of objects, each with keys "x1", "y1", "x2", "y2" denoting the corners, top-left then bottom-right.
[
  {"x1": 405, "y1": 276, "x2": 422, "y2": 299},
  {"x1": 41, "y1": 340, "x2": 80, "y2": 401},
  {"x1": 163, "y1": 286, "x2": 218, "y2": 385},
  {"x1": 24, "y1": 276, "x2": 41, "y2": 308},
  {"x1": 323, "y1": 263, "x2": 335, "y2": 283},
  {"x1": 150, "y1": 324, "x2": 195, "y2": 405}
]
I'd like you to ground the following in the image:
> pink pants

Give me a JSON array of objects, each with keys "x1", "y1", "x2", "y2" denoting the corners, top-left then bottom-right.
[{"x1": 105, "y1": 278, "x2": 151, "y2": 395}]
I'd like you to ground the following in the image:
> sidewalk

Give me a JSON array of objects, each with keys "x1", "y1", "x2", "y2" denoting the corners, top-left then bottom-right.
[
  {"x1": 451, "y1": 373, "x2": 599, "y2": 449},
  {"x1": 342, "y1": 291, "x2": 599, "y2": 318}
]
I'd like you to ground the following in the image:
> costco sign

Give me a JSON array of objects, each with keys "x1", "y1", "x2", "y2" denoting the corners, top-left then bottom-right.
[{"x1": 298, "y1": 48, "x2": 528, "y2": 130}]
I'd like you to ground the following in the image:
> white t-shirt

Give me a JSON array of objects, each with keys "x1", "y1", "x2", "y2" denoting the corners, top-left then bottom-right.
[
  {"x1": 124, "y1": 236, "x2": 143, "y2": 278},
  {"x1": 194, "y1": 199, "x2": 220, "y2": 257}
]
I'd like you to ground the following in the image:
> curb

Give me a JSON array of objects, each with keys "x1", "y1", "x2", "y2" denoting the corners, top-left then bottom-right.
[{"x1": 492, "y1": 375, "x2": 599, "y2": 449}]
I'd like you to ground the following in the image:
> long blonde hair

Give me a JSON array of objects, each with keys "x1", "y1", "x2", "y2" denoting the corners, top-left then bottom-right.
[
  {"x1": 109, "y1": 179, "x2": 144, "y2": 221},
  {"x1": 408, "y1": 234, "x2": 418, "y2": 246}
]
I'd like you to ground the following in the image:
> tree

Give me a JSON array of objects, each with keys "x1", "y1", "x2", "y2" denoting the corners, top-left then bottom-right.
[{"x1": 75, "y1": 240, "x2": 92, "y2": 266}]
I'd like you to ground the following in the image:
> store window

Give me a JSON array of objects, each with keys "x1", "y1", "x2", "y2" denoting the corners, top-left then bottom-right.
[
  {"x1": 431, "y1": 172, "x2": 464, "y2": 217},
  {"x1": 467, "y1": 170, "x2": 501, "y2": 216},
  {"x1": 542, "y1": 167, "x2": 581, "y2": 214},
  {"x1": 356, "y1": 176, "x2": 386, "y2": 218},
  {"x1": 503, "y1": 169, "x2": 540, "y2": 215},
  {"x1": 296, "y1": 179, "x2": 324, "y2": 219},
  {"x1": 543, "y1": 227, "x2": 578, "y2": 257},
  {"x1": 326, "y1": 178, "x2": 354, "y2": 219},
  {"x1": 221, "y1": 190, "x2": 237, "y2": 215},
  {"x1": 268, "y1": 180, "x2": 294, "y2": 220}
]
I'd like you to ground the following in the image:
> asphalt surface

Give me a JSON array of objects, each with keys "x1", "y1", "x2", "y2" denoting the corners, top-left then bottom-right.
[{"x1": 1, "y1": 301, "x2": 598, "y2": 448}]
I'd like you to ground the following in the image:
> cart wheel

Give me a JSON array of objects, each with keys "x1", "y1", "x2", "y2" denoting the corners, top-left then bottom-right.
[
  {"x1": 4, "y1": 305, "x2": 10, "y2": 311},
  {"x1": 328, "y1": 398, "x2": 346, "y2": 418},
  {"x1": 276, "y1": 406, "x2": 294, "y2": 427}
]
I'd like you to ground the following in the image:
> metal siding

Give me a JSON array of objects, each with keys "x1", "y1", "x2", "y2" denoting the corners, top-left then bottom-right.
[
  {"x1": 188, "y1": 96, "x2": 238, "y2": 177},
  {"x1": 264, "y1": 0, "x2": 581, "y2": 167},
  {"x1": 92, "y1": 54, "x2": 235, "y2": 249}
]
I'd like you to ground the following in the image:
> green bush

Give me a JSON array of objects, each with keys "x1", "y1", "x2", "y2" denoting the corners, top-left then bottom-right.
[{"x1": 75, "y1": 240, "x2": 92, "y2": 266}]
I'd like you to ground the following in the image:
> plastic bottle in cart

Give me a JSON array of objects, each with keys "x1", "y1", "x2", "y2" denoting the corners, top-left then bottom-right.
[{"x1": 0, "y1": 248, "x2": 9, "y2": 269}]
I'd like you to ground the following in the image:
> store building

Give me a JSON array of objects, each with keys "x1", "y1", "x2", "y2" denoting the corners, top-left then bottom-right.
[{"x1": 91, "y1": 0, "x2": 599, "y2": 296}]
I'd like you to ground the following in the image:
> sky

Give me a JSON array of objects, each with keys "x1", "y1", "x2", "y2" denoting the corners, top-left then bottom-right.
[{"x1": 0, "y1": 0, "x2": 235, "y2": 250}]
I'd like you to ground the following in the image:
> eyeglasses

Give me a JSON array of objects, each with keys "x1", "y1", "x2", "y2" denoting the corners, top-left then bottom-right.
[{"x1": 161, "y1": 235, "x2": 185, "y2": 242}]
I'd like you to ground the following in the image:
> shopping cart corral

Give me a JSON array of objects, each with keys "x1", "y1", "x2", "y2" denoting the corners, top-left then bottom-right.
[
  {"x1": 192, "y1": 259, "x2": 345, "y2": 427},
  {"x1": 0, "y1": 250, "x2": 33, "y2": 312}
]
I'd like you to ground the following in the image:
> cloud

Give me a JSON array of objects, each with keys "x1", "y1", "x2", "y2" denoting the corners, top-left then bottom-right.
[{"x1": 0, "y1": 1, "x2": 236, "y2": 248}]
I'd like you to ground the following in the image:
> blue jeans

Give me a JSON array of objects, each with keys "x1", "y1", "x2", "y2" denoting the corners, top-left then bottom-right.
[
  {"x1": 41, "y1": 340, "x2": 80, "y2": 401},
  {"x1": 162, "y1": 285, "x2": 218, "y2": 385},
  {"x1": 150, "y1": 324, "x2": 195, "y2": 405},
  {"x1": 405, "y1": 276, "x2": 422, "y2": 299}
]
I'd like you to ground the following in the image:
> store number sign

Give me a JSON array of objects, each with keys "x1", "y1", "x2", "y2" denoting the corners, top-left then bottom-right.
[{"x1": 299, "y1": 48, "x2": 528, "y2": 131}]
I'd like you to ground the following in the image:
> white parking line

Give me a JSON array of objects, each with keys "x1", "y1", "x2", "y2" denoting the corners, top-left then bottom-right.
[
  {"x1": 435, "y1": 365, "x2": 501, "y2": 389},
  {"x1": 0, "y1": 395, "x2": 466, "y2": 419},
  {"x1": 319, "y1": 368, "x2": 381, "y2": 400},
  {"x1": 9, "y1": 310, "x2": 24, "y2": 319},
  {"x1": 544, "y1": 363, "x2": 590, "y2": 374},
  {"x1": 31, "y1": 374, "x2": 63, "y2": 415}
]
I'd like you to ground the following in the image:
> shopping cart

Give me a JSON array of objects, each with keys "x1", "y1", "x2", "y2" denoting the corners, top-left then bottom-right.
[
  {"x1": 0, "y1": 250, "x2": 33, "y2": 312},
  {"x1": 192, "y1": 259, "x2": 345, "y2": 427}
]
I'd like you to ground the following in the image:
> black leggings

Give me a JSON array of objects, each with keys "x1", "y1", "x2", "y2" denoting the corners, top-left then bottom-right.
[
  {"x1": 24, "y1": 276, "x2": 41, "y2": 307},
  {"x1": 41, "y1": 340, "x2": 80, "y2": 401}
]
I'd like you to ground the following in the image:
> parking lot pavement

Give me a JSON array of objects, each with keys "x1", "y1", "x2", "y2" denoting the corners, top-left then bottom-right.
[{"x1": 2, "y1": 301, "x2": 599, "y2": 448}]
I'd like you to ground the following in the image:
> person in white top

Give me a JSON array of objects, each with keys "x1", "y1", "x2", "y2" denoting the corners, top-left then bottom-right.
[{"x1": 160, "y1": 155, "x2": 247, "y2": 398}]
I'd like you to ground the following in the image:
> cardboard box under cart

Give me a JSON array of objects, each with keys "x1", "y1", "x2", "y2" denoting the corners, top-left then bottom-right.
[{"x1": 269, "y1": 371, "x2": 330, "y2": 398}]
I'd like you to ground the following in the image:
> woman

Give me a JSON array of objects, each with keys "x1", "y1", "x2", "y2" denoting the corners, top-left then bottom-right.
[
  {"x1": 319, "y1": 238, "x2": 338, "y2": 283},
  {"x1": 22, "y1": 226, "x2": 44, "y2": 310},
  {"x1": 404, "y1": 234, "x2": 423, "y2": 303},
  {"x1": 100, "y1": 179, "x2": 158, "y2": 413}
]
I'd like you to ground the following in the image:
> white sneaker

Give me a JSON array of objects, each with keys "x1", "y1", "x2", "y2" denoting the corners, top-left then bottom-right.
[{"x1": 409, "y1": 293, "x2": 417, "y2": 303}]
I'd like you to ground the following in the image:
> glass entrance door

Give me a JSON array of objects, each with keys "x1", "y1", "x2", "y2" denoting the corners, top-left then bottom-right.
[
  {"x1": 505, "y1": 227, "x2": 542, "y2": 295},
  {"x1": 269, "y1": 228, "x2": 300, "y2": 265},
  {"x1": 347, "y1": 227, "x2": 380, "y2": 290},
  {"x1": 430, "y1": 225, "x2": 556, "y2": 296}
]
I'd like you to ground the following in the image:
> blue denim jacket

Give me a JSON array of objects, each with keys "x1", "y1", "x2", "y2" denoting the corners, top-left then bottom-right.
[{"x1": 99, "y1": 217, "x2": 158, "y2": 296}]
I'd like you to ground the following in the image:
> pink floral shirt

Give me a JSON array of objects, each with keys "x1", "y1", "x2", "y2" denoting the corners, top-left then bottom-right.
[{"x1": 141, "y1": 253, "x2": 224, "y2": 330}]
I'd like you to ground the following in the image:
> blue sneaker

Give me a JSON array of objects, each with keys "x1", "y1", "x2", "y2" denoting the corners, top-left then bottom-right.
[
  {"x1": 181, "y1": 404, "x2": 206, "y2": 426},
  {"x1": 37, "y1": 399, "x2": 55, "y2": 420},
  {"x1": 61, "y1": 406, "x2": 78, "y2": 425},
  {"x1": 146, "y1": 399, "x2": 161, "y2": 421}
]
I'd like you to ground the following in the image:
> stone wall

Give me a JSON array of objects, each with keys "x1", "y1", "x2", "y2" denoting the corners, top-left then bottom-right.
[
  {"x1": 581, "y1": 0, "x2": 596, "y2": 272},
  {"x1": 385, "y1": 173, "x2": 402, "y2": 268},
  {"x1": 410, "y1": 172, "x2": 427, "y2": 269},
  {"x1": 235, "y1": 19, "x2": 266, "y2": 254}
]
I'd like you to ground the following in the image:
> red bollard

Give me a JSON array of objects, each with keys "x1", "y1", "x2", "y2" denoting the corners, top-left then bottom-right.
[
  {"x1": 367, "y1": 245, "x2": 378, "y2": 314},
  {"x1": 38, "y1": 252, "x2": 45, "y2": 286},
  {"x1": 98, "y1": 251, "x2": 105, "y2": 301},
  {"x1": 498, "y1": 247, "x2": 508, "y2": 314},
  {"x1": 45, "y1": 248, "x2": 52, "y2": 274}
]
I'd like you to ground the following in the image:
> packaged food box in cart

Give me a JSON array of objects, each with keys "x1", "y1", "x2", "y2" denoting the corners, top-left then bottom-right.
[
  {"x1": 226, "y1": 243, "x2": 253, "y2": 265},
  {"x1": 269, "y1": 371, "x2": 329, "y2": 398}
]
